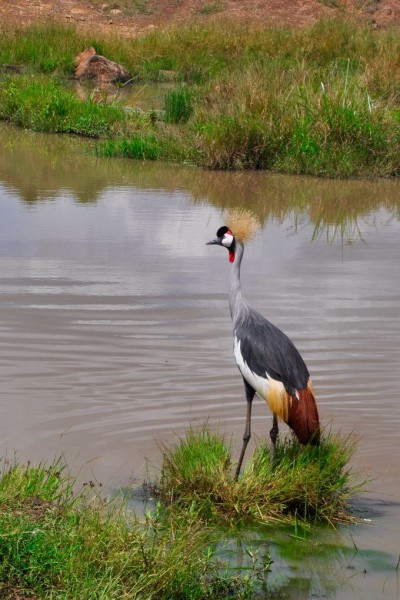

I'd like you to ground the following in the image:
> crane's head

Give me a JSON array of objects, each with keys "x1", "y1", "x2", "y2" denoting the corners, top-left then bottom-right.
[
  {"x1": 206, "y1": 226, "x2": 236, "y2": 263},
  {"x1": 206, "y1": 208, "x2": 261, "y2": 263}
]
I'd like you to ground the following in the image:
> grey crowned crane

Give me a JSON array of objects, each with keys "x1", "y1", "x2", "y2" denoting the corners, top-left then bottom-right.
[{"x1": 207, "y1": 209, "x2": 320, "y2": 480}]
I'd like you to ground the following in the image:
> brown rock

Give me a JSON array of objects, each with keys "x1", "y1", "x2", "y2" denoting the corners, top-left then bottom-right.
[{"x1": 74, "y1": 47, "x2": 132, "y2": 84}]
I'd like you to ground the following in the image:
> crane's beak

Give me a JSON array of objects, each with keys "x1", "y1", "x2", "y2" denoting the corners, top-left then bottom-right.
[{"x1": 206, "y1": 238, "x2": 220, "y2": 246}]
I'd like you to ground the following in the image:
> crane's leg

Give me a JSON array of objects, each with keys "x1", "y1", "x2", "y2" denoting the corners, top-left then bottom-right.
[
  {"x1": 270, "y1": 413, "x2": 279, "y2": 466},
  {"x1": 234, "y1": 379, "x2": 255, "y2": 481}
]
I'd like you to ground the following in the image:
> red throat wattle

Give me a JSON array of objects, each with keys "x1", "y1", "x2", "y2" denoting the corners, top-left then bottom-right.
[{"x1": 229, "y1": 250, "x2": 235, "y2": 263}]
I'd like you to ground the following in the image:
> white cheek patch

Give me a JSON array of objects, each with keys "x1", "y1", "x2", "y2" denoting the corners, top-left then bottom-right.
[{"x1": 222, "y1": 233, "x2": 233, "y2": 248}]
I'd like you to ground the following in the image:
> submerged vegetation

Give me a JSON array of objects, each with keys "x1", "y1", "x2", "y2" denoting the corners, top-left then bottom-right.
[
  {"x1": 156, "y1": 427, "x2": 365, "y2": 526},
  {"x1": 0, "y1": 19, "x2": 399, "y2": 176}
]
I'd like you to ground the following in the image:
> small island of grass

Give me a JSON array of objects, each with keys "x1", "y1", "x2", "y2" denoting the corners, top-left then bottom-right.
[{"x1": 156, "y1": 427, "x2": 365, "y2": 526}]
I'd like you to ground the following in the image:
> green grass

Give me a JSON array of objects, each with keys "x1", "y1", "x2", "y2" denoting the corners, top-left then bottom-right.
[
  {"x1": 97, "y1": 129, "x2": 194, "y2": 162},
  {"x1": 165, "y1": 85, "x2": 193, "y2": 123},
  {"x1": 0, "y1": 23, "x2": 82, "y2": 75},
  {"x1": 0, "y1": 430, "x2": 368, "y2": 598},
  {"x1": 0, "y1": 75, "x2": 126, "y2": 136},
  {"x1": 0, "y1": 19, "x2": 400, "y2": 175},
  {"x1": 100, "y1": 134, "x2": 162, "y2": 159},
  {"x1": 156, "y1": 427, "x2": 365, "y2": 526},
  {"x1": 0, "y1": 458, "x2": 260, "y2": 599}
]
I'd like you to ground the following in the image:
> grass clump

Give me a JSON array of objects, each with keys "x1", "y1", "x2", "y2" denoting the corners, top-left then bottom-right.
[
  {"x1": 0, "y1": 23, "x2": 81, "y2": 75},
  {"x1": 160, "y1": 427, "x2": 232, "y2": 498},
  {"x1": 97, "y1": 129, "x2": 193, "y2": 163},
  {"x1": 157, "y1": 427, "x2": 365, "y2": 526},
  {"x1": 273, "y1": 80, "x2": 398, "y2": 177},
  {"x1": 0, "y1": 458, "x2": 258, "y2": 599},
  {"x1": 165, "y1": 85, "x2": 193, "y2": 123},
  {"x1": 192, "y1": 64, "x2": 400, "y2": 174},
  {"x1": 100, "y1": 134, "x2": 162, "y2": 160},
  {"x1": 0, "y1": 75, "x2": 126, "y2": 137}
]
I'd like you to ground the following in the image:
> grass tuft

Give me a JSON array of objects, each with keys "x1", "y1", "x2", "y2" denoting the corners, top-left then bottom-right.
[
  {"x1": 100, "y1": 134, "x2": 162, "y2": 159},
  {"x1": 0, "y1": 75, "x2": 126, "y2": 137},
  {"x1": 160, "y1": 427, "x2": 232, "y2": 496},
  {"x1": 0, "y1": 457, "x2": 259, "y2": 599},
  {"x1": 164, "y1": 85, "x2": 193, "y2": 123},
  {"x1": 156, "y1": 426, "x2": 366, "y2": 526}
]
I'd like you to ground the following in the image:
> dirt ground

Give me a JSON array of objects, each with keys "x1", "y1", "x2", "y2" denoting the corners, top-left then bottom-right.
[{"x1": 0, "y1": 0, "x2": 399, "y2": 36}]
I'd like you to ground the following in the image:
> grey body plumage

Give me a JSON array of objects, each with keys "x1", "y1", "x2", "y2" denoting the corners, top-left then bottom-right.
[
  {"x1": 234, "y1": 308, "x2": 309, "y2": 397},
  {"x1": 230, "y1": 240, "x2": 308, "y2": 394}
]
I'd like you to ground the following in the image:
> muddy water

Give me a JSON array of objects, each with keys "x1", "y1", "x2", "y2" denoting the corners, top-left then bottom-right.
[{"x1": 0, "y1": 122, "x2": 400, "y2": 599}]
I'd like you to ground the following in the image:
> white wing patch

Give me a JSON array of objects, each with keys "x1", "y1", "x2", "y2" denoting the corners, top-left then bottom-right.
[
  {"x1": 234, "y1": 336, "x2": 269, "y2": 397},
  {"x1": 233, "y1": 336, "x2": 288, "y2": 421}
]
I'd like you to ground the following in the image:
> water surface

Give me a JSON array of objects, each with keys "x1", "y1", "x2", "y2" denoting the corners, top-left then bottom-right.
[{"x1": 0, "y1": 122, "x2": 400, "y2": 599}]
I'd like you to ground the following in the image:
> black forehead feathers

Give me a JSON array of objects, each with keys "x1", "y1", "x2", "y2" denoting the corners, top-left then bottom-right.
[{"x1": 216, "y1": 225, "x2": 229, "y2": 238}]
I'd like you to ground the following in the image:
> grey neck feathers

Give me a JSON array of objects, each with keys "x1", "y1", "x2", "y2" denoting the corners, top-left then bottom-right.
[{"x1": 229, "y1": 241, "x2": 249, "y2": 324}]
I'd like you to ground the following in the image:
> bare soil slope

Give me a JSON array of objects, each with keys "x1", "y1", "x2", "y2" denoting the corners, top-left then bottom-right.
[{"x1": 0, "y1": 0, "x2": 399, "y2": 36}]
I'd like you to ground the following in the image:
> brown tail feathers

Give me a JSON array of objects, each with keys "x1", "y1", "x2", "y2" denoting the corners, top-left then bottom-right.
[{"x1": 286, "y1": 386, "x2": 320, "y2": 445}]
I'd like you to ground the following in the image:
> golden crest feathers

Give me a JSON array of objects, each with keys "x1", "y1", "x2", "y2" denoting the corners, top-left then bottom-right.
[{"x1": 225, "y1": 208, "x2": 261, "y2": 243}]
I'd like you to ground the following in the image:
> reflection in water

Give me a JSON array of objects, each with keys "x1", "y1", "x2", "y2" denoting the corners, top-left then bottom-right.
[
  {"x1": 269, "y1": 532, "x2": 388, "y2": 600},
  {"x1": 211, "y1": 522, "x2": 397, "y2": 599},
  {"x1": 0, "y1": 121, "x2": 399, "y2": 241},
  {"x1": 1, "y1": 122, "x2": 400, "y2": 600}
]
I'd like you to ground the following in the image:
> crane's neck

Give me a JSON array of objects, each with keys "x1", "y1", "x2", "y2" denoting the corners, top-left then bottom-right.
[{"x1": 229, "y1": 241, "x2": 248, "y2": 324}]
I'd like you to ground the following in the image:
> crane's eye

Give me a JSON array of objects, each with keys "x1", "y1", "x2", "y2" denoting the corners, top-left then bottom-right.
[{"x1": 221, "y1": 232, "x2": 234, "y2": 248}]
